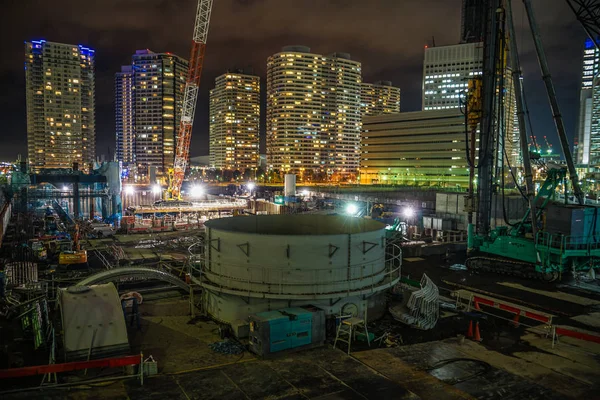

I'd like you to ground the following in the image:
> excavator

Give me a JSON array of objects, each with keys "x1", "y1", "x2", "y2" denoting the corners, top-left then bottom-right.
[{"x1": 466, "y1": 0, "x2": 600, "y2": 281}]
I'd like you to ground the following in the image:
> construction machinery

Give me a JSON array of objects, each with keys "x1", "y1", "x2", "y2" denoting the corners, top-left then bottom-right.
[
  {"x1": 466, "y1": 0, "x2": 600, "y2": 281},
  {"x1": 165, "y1": 0, "x2": 213, "y2": 200},
  {"x1": 58, "y1": 223, "x2": 87, "y2": 266}
]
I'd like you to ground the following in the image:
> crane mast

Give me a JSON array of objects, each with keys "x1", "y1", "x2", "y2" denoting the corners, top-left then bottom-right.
[{"x1": 166, "y1": 0, "x2": 213, "y2": 200}]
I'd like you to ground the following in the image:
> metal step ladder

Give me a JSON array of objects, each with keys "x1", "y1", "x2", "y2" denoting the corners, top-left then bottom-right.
[{"x1": 334, "y1": 315, "x2": 370, "y2": 354}]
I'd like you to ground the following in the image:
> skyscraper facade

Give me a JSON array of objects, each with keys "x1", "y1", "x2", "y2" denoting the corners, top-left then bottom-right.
[
  {"x1": 25, "y1": 40, "x2": 95, "y2": 171},
  {"x1": 589, "y1": 74, "x2": 600, "y2": 166},
  {"x1": 209, "y1": 72, "x2": 260, "y2": 171},
  {"x1": 132, "y1": 50, "x2": 187, "y2": 177},
  {"x1": 422, "y1": 42, "x2": 483, "y2": 111},
  {"x1": 266, "y1": 46, "x2": 362, "y2": 179},
  {"x1": 422, "y1": 42, "x2": 520, "y2": 167},
  {"x1": 115, "y1": 50, "x2": 187, "y2": 179},
  {"x1": 115, "y1": 65, "x2": 133, "y2": 164},
  {"x1": 461, "y1": 0, "x2": 488, "y2": 43},
  {"x1": 361, "y1": 81, "x2": 401, "y2": 116},
  {"x1": 576, "y1": 38, "x2": 600, "y2": 165}
]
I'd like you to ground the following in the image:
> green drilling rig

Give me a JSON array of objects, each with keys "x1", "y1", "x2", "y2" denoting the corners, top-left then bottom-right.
[{"x1": 465, "y1": 0, "x2": 600, "y2": 281}]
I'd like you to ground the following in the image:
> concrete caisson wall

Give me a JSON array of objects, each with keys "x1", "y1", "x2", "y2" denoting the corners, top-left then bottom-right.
[{"x1": 201, "y1": 215, "x2": 401, "y2": 324}]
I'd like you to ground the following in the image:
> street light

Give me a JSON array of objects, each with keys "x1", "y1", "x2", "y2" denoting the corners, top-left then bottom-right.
[
  {"x1": 152, "y1": 185, "x2": 161, "y2": 195},
  {"x1": 403, "y1": 207, "x2": 415, "y2": 218},
  {"x1": 346, "y1": 203, "x2": 358, "y2": 216},
  {"x1": 247, "y1": 182, "x2": 256, "y2": 191},
  {"x1": 190, "y1": 185, "x2": 204, "y2": 198},
  {"x1": 125, "y1": 186, "x2": 135, "y2": 195}
]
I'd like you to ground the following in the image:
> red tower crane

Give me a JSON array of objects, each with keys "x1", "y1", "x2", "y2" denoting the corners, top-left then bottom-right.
[{"x1": 166, "y1": 0, "x2": 213, "y2": 199}]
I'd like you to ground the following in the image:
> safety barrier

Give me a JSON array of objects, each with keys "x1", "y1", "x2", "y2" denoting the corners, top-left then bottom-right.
[
  {"x1": 452, "y1": 289, "x2": 554, "y2": 327},
  {"x1": 551, "y1": 326, "x2": 600, "y2": 348},
  {"x1": 0, "y1": 354, "x2": 142, "y2": 379}
]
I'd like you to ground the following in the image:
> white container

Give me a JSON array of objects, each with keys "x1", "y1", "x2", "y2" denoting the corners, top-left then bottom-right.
[{"x1": 284, "y1": 174, "x2": 296, "y2": 197}]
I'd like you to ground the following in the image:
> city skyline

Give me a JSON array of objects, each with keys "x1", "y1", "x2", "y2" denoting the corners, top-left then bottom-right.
[{"x1": 0, "y1": 0, "x2": 589, "y2": 162}]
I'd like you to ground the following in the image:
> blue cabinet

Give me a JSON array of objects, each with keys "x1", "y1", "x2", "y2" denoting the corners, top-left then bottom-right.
[{"x1": 249, "y1": 307, "x2": 324, "y2": 357}]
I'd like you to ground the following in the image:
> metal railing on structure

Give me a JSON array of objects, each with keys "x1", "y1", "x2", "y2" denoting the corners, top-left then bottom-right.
[
  {"x1": 536, "y1": 231, "x2": 600, "y2": 253},
  {"x1": 128, "y1": 199, "x2": 248, "y2": 214},
  {"x1": 189, "y1": 243, "x2": 402, "y2": 300}
]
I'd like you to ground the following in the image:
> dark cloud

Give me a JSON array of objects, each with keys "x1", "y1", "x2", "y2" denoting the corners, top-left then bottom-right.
[{"x1": 0, "y1": 0, "x2": 586, "y2": 161}]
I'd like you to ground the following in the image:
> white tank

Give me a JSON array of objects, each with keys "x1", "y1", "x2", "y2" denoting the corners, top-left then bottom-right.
[
  {"x1": 200, "y1": 215, "x2": 401, "y2": 323},
  {"x1": 284, "y1": 174, "x2": 296, "y2": 197}
]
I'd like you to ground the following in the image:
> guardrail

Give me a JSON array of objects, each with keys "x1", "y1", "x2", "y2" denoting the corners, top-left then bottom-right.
[{"x1": 536, "y1": 231, "x2": 600, "y2": 253}]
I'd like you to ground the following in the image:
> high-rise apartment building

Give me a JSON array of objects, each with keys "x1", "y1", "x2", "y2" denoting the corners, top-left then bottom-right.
[
  {"x1": 115, "y1": 50, "x2": 187, "y2": 178},
  {"x1": 209, "y1": 72, "x2": 260, "y2": 171},
  {"x1": 461, "y1": 0, "x2": 488, "y2": 43},
  {"x1": 266, "y1": 46, "x2": 362, "y2": 179},
  {"x1": 576, "y1": 38, "x2": 600, "y2": 165},
  {"x1": 422, "y1": 42, "x2": 520, "y2": 167},
  {"x1": 361, "y1": 81, "x2": 401, "y2": 116},
  {"x1": 115, "y1": 65, "x2": 133, "y2": 164},
  {"x1": 25, "y1": 40, "x2": 95, "y2": 171}
]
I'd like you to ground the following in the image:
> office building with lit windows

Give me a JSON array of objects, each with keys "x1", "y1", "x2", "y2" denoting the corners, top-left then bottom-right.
[
  {"x1": 577, "y1": 38, "x2": 600, "y2": 165},
  {"x1": 25, "y1": 40, "x2": 95, "y2": 171},
  {"x1": 422, "y1": 42, "x2": 520, "y2": 167},
  {"x1": 422, "y1": 42, "x2": 483, "y2": 111},
  {"x1": 209, "y1": 72, "x2": 260, "y2": 171},
  {"x1": 116, "y1": 50, "x2": 187, "y2": 179},
  {"x1": 360, "y1": 110, "x2": 474, "y2": 187},
  {"x1": 361, "y1": 81, "x2": 401, "y2": 116},
  {"x1": 266, "y1": 46, "x2": 362, "y2": 179},
  {"x1": 115, "y1": 65, "x2": 133, "y2": 164}
]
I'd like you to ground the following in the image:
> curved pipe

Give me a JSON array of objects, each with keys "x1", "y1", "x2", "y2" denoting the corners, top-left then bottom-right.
[{"x1": 75, "y1": 267, "x2": 190, "y2": 291}]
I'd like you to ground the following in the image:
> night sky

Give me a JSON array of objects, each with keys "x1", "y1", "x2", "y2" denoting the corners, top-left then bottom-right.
[{"x1": 0, "y1": 0, "x2": 588, "y2": 161}]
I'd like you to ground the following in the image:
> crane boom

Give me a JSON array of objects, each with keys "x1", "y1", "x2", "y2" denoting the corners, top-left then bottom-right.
[
  {"x1": 565, "y1": 0, "x2": 600, "y2": 50},
  {"x1": 167, "y1": 0, "x2": 213, "y2": 199}
]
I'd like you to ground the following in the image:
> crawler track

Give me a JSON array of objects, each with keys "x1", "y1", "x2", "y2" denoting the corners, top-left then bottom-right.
[{"x1": 466, "y1": 256, "x2": 560, "y2": 282}]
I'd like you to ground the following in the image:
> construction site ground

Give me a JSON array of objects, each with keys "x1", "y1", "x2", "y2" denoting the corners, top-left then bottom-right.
[{"x1": 3, "y1": 241, "x2": 600, "y2": 399}]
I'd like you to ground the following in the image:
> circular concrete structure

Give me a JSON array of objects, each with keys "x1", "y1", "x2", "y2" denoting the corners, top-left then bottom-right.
[{"x1": 199, "y1": 215, "x2": 401, "y2": 324}]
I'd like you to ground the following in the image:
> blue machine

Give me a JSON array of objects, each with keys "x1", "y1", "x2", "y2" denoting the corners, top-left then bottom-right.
[{"x1": 249, "y1": 307, "x2": 325, "y2": 357}]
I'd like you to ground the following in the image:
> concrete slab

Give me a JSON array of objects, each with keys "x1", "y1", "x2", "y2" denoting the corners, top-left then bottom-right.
[
  {"x1": 497, "y1": 282, "x2": 600, "y2": 306},
  {"x1": 446, "y1": 337, "x2": 594, "y2": 399},
  {"x1": 129, "y1": 300, "x2": 257, "y2": 373},
  {"x1": 353, "y1": 349, "x2": 474, "y2": 400},
  {"x1": 571, "y1": 311, "x2": 600, "y2": 329},
  {"x1": 521, "y1": 328, "x2": 600, "y2": 370},
  {"x1": 356, "y1": 340, "x2": 579, "y2": 400}
]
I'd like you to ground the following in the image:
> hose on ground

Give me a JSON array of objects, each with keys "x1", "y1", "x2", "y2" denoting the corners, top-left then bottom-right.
[{"x1": 424, "y1": 357, "x2": 492, "y2": 385}]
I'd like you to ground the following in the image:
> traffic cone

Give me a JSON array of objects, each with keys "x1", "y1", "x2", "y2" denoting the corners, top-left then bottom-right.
[
  {"x1": 474, "y1": 322, "x2": 482, "y2": 342},
  {"x1": 474, "y1": 300, "x2": 481, "y2": 311},
  {"x1": 512, "y1": 314, "x2": 520, "y2": 327},
  {"x1": 467, "y1": 321, "x2": 474, "y2": 338}
]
